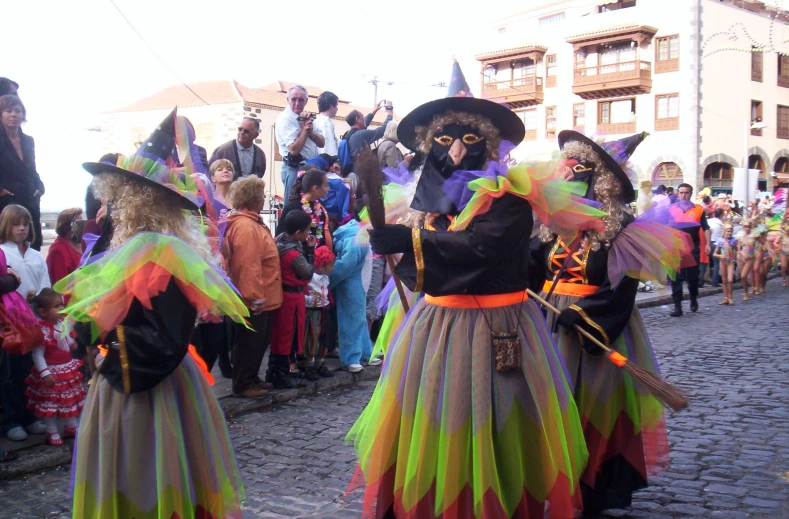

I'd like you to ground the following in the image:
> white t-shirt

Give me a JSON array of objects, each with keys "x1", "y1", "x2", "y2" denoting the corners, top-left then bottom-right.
[
  {"x1": 314, "y1": 114, "x2": 338, "y2": 156},
  {"x1": 708, "y1": 217, "x2": 724, "y2": 243},
  {"x1": 0, "y1": 242, "x2": 50, "y2": 298},
  {"x1": 275, "y1": 107, "x2": 322, "y2": 160}
]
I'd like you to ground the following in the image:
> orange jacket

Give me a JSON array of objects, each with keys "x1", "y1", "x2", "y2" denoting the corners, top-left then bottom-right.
[{"x1": 222, "y1": 210, "x2": 282, "y2": 311}]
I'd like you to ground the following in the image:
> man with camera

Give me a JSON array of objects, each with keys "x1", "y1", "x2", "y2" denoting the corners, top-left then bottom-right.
[{"x1": 275, "y1": 85, "x2": 325, "y2": 200}]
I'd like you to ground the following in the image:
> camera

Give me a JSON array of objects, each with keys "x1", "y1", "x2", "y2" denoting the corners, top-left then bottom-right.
[{"x1": 297, "y1": 113, "x2": 317, "y2": 122}]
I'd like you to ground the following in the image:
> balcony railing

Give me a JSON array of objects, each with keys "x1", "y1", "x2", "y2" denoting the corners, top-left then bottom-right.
[
  {"x1": 597, "y1": 121, "x2": 637, "y2": 134},
  {"x1": 481, "y1": 77, "x2": 544, "y2": 108},
  {"x1": 572, "y1": 60, "x2": 653, "y2": 99}
]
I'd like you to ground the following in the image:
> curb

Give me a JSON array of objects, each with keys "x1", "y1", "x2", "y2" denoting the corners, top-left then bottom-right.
[
  {"x1": 0, "y1": 366, "x2": 382, "y2": 481},
  {"x1": 635, "y1": 271, "x2": 781, "y2": 310}
]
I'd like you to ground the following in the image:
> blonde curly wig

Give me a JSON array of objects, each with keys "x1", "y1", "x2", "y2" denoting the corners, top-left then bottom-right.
[
  {"x1": 92, "y1": 172, "x2": 212, "y2": 262},
  {"x1": 539, "y1": 141, "x2": 627, "y2": 251},
  {"x1": 415, "y1": 111, "x2": 501, "y2": 162}
]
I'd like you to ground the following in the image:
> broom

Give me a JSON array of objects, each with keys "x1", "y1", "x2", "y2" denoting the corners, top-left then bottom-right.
[
  {"x1": 527, "y1": 289, "x2": 689, "y2": 412},
  {"x1": 355, "y1": 147, "x2": 411, "y2": 313}
]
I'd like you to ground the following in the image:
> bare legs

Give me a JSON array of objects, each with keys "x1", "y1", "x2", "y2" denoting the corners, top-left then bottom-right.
[
  {"x1": 781, "y1": 251, "x2": 789, "y2": 287},
  {"x1": 740, "y1": 256, "x2": 754, "y2": 301}
]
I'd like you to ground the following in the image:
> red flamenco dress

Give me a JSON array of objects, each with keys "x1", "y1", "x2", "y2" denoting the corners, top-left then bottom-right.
[{"x1": 25, "y1": 321, "x2": 86, "y2": 420}]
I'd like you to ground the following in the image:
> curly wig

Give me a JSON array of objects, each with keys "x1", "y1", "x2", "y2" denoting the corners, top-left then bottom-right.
[
  {"x1": 92, "y1": 172, "x2": 212, "y2": 261},
  {"x1": 414, "y1": 111, "x2": 501, "y2": 162},
  {"x1": 539, "y1": 140, "x2": 627, "y2": 251}
]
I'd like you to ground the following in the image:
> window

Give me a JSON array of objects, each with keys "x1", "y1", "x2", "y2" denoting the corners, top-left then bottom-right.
[
  {"x1": 703, "y1": 162, "x2": 734, "y2": 189},
  {"x1": 751, "y1": 100, "x2": 763, "y2": 135},
  {"x1": 546, "y1": 55, "x2": 557, "y2": 87},
  {"x1": 573, "y1": 103, "x2": 585, "y2": 131},
  {"x1": 752, "y1": 46, "x2": 763, "y2": 82},
  {"x1": 655, "y1": 35, "x2": 679, "y2": 73},
  {"x1": 513, "y1": 60, "x2": 536, "y2": 85},
  {"x1": 517, "y1": 109, "x2": 538, "y2": 140},
  {"x1": 539, "y1": 13, "x2": 565, "y2": 24},
  {"x1": 779, "y1": 105, "x2": 789, "y2": 140},
  {"x1": 653, "y1": 162, "x2": 683, "y2": 188},
  {"x1": 599, "y1": 0, "x2": 636, "y2": 13},
  {"x1": 546, "y1": 106, "x2": 557, "y2": 139},
  {"x1": 483, "y1": 65, "x2": 497, "y2": 84},
  {"x1": 655, "y1": 94, "x2": 679, "y2": 130},
  {"x1": 779, "y1": 55, "x2": 789, "y2": 88},
  {"x1": 598, "y1": 41, "x2": 637, "y2": 73},
  {"x1": 599, "y1": 98, "x2": 635, "y2": 124}
]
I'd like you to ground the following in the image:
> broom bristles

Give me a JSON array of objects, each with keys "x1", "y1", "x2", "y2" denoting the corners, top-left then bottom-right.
[
  {"x1": 620, "y1": 360, "x2": 689, "y2": 412},
  {"x1": 356, "y1": 147, "x2": 386, "y2": 229}
]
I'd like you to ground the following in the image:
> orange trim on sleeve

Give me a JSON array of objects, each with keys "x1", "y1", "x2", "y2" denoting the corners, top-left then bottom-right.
[
  {"x1": 542, "y1": 280, "x2": 599, "y2": 297},
  {"x1": 425, "y1": 290, "x2": 528, "y2": 309},
  {"x1": 188, "y1": 344, "x2": 214, "y2": 386}
]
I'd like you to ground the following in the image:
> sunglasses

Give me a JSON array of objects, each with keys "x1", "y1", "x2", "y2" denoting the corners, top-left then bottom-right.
[{"x1": 237, "y1": 127, "x2": 256, "y2": 134}]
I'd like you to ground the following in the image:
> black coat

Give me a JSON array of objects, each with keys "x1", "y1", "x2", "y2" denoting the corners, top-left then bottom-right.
[{"x1": 0, "y1": 129, "x2": 45, "y2": 213}]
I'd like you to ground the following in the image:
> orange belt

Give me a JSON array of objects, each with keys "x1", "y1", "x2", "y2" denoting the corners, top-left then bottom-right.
[
  {"x1": 425, "y1": 290, "x2": 528, "y2": 309},
  {"x1": 543, "y1": 280, "x2": 599, "y2": 297}
]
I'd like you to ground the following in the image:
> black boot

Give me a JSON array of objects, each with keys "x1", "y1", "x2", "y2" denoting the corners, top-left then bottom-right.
[
  {"x1": 669, "y1": 301, "x2": 683, "y2": 317},
  {"x1": 690, "y1": 296, "x2": 698, "y2": 313},
  {"x1": 269, "y1": 355, "x2": 294, "y2": 389}
]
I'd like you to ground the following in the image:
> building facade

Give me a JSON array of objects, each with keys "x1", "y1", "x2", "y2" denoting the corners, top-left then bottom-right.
[
  {"x1": 475, "y1": 0, "x2": 789, "y2": 196},
  {"x1": 100, "y1": 80, "x2": 387, "y2": 198}
]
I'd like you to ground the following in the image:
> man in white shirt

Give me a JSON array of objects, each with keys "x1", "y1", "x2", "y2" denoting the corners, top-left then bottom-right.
[
  {"x1": 275, "y1": 85, "x2": 325, "y2": 200},
  {"x1": 315, "y1": 91, "x2": 339, "y2": 155},
  {"x1": 707, "y1": 208, "x2": 724, "y2": 287}
]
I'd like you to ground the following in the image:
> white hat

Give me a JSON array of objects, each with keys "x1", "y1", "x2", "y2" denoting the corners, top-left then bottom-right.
[{"x1": 718, "y1": 193, "x2": 726, "y2": 199}]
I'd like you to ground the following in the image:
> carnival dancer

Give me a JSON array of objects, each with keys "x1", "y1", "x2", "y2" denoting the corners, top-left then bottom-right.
[
  {"x1": 713, "y1": 219, "x2": 737, "y2": 305},
  {"x1": 56, "y1": 109, "x2": 249, "y2": 519},
  {"x1": 533, "y1": 130, "x2": 692, "y2": 515},
  {"x1": 780, "y1": 212, "x2": 789, "y2": 286},
  {"x1": 346, "y1": 62, "x2": 608, "y2": 519},
  {"x1": 737, "y1": 219, "x2": 757, "y2": 300},
  {"x1": 24, "y1": 288, "x2": 86, "y2": 446}
]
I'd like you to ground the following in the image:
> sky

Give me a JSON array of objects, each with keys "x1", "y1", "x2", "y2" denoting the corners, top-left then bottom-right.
[{"x1": 3, "y1": 0, "x2": 513, "y2": 211}]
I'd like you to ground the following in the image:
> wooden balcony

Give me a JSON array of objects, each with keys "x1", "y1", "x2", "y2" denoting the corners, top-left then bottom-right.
[
  {"x1": 655, "y1": 117, "x2": 679, "y2": 131},
  {"x1": 655, "y1": 58, "x2": 679, "y2": 74},
  {"x1": 523, "y1": 129, "x2": 537, "y2": 141},
  {"x1": 481, "y1": 77, "x2": 544, "y2": 108},
  {"x1": 597, "y1": 121, "x2": 636, "y2": 134},
  {"x1": 751, "y1": 127, "x2": 763, "y2": 137},
  {"x1": 572, "y1": 61, "x2": 652, "y2": 99}
]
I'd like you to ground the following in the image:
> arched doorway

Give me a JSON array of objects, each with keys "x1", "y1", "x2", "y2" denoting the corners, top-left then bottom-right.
[
  {"x1": 775, "y1": 157, "x2": 789, "y2": 187},
  {"x1": 749, "y1": 154, "x2": 767, "y2": 191},
  {"x1": 703, "y1": 162, "x2": 733, "y2": 194},
  {"x1": 651, "y1": 162, "x2": 683, "y2": 188}
]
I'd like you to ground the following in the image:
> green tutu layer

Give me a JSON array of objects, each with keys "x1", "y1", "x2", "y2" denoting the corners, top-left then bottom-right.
[{"x1": 347, "y1": 299, "x2": 587, "y2": 518}]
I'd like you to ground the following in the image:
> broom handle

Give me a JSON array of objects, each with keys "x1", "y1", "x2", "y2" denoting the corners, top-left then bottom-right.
[
  {"x1": 526, "y1": 289, "x2": 614, "y2": 355},
  {"x1": 386, "y1": 255, "x2": 410, "y2": 313}
]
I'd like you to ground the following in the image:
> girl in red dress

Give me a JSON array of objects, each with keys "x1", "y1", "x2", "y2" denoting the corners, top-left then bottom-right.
[{"x1": 24, "y1": 288, "x2": 86, "y2": 445}]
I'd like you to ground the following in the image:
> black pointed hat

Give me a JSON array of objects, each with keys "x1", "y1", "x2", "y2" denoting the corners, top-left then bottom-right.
[
  {"x1": 82, "y1": 108, "x2": 201, "y2": 210},
  {"x1": 397, "y1": 61, "x2": 525, "y2": 152},
  {"x1": 558, "y1": 130, "x2": 648, "y2": 204}
]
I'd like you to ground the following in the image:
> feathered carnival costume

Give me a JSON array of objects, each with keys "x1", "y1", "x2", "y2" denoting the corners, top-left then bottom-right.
[
  {"x1": 56, "y1": 109, "x2": 249, "y2": 519},
  {"x1": 347, "y1": 62, "x2": 609, "y2": 519},
  {"x1": 532, "y1": 130, "x2": 694, "y2": 514}
]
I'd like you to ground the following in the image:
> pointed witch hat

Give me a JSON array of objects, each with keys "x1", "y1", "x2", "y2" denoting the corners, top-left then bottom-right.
[
  {"x1": 82, "y1": 108, "x2": 201, "y2": 210},
  {"x1": 558, "y1": 130, "x2": 649, "y2": 204},
  {"x1": 397, "y1": 60, "x2": 525, "y2": 152}
]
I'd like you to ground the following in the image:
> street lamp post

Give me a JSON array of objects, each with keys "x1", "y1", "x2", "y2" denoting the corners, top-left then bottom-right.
[{"x1": 744, "y1": 120, "x2": 768, "y2": 215}]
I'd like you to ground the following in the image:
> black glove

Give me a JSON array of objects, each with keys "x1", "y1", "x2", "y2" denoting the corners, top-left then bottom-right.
[
  {"x1": 554, "y1": 307, "x2": 604, "y2": 356},
  {"x1": 368, "y1": 224, "x2": 413, "y2": 255}
]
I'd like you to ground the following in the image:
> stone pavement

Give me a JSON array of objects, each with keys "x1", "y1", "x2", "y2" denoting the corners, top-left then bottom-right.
[{"x1": 1, "y1": 277, "x2": 788, "y2": 518}]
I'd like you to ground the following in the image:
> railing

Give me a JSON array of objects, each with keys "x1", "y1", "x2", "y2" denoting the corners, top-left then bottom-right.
[
  {"x1": 574, "y1": 60, "x2": 651, "y2": 81},
  {"x1": 482, "y1": 77, "x2": 544, "y2": 92}
]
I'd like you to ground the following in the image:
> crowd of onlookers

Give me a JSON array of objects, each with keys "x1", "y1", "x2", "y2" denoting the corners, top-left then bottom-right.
[{"x1": 0, "y1": 82, "x2": 401, "y2": 462}]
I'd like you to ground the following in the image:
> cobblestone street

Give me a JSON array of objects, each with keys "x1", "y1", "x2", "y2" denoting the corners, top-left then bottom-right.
[{"x1": 0, "y1": 278, "x2": 787, "y2": 518}]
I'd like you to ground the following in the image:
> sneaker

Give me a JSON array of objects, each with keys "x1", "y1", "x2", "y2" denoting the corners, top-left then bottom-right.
[
  {"x1": 5, "y1": 426, "x2": 28, "y2": 441},
  {"x1": 347, "y1": 363, "x2": 363, "y2": 373},
  {"x1": 25, "y1": 421, "x2": 47, "y2": 435},
  {"x1": 367, "y1": 357, "x2": 383, "y2": 367}
]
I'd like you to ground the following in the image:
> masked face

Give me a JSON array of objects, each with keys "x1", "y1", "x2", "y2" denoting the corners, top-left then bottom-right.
[
  {"x1": 429, "y1": 123, "x2": 487, "y2": 178},
  {"x1": 560, "y1": 157, "x2": 596, "y2": 200}
]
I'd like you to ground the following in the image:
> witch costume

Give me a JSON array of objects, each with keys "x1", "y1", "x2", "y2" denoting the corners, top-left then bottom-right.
[
  {"x1": 56, "y1": 109, "x2": 248, "y2": 519},
  {"x1": 346, "y1": 62, "x2": 607, "y2": 519},
  {"x1": 532, "y1": 131, "x2": 692, "y2": 514}
]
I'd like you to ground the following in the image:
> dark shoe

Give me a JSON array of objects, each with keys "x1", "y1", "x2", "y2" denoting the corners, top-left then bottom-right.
[
  {"x1": 326, "y1": 350, "x2": 340, "y2": 359},
  {"x1": 0, "y1": 450, "x2": 18, "y2": 463},
  {"x1": 305, "y1": 369, "x2": 320, "y2": 381},
  {"x1": 698, "y1": 283, "x2": 705, "y2": 288},
  {"x1": 272, "y1": 370, "x2": 295, "y2": 389},
  {"x1": 264, "y1": 368, "x2": 274, "y2": 384},
  {"x1": 234, "y1": 387, "x2": 268, "y2": 399},
  {"x1": 669, "y1": 304, "x2": 683, "y2": 317},
  {"x1": 316, "y1": 364, "x2": 335, "y2": 378},
  {"x1": 690, "y1": 298, "x2": 698, "y2": 312},
  {"x1": 256, "y1": 381, "x2": 273, "y2": 390}
]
